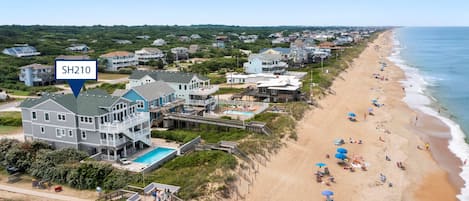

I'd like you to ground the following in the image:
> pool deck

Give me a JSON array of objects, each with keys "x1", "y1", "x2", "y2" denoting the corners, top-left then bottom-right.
[{"x1": 112, "y1": 139, "x2": 179, "y2": 172}]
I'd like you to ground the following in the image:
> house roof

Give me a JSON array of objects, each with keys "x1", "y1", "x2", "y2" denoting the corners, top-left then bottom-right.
[
  {"x1": 19, "y1": 89, "x2": 125, "y2": 116},
  {"x1": 100, "y1": 51, "x2": 133, "y2": 58},
  {"x1": 248, "y1": 53, "x2": 282, "y2": 61},
  {"x1": 19, "y1": 63, "x2": 53, "y2": 69},
  {"x1": 260, "y1": 48, "x2": 290, "y2": 55},
  {"x1": 139, "y1": 48, "x2": 162, "y2": 54},
  {"x1": 129, "y1": 81, "x2": 175, "y2": 101},
  {"x1": 129, "y1": 70, "x2": 209, "y2": 83}
]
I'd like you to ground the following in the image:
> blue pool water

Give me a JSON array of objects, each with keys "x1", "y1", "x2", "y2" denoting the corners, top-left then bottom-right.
[
  {"x1": 133, "y1": 147, "x2": 176, "y2": 165},
  {"x1": 223, "y1": 110, "x2": 254, "y2": 116}
]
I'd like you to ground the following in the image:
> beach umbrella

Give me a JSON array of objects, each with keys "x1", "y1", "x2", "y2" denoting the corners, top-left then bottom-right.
[
  {"x1": 348, "y1": 112, "x2": 356, "y2": 117},
  {"x1": 372, "y1": 99, "x2": 378, "y2": 103},
  {"x1": 335, "y1": 153, "x2": 347, "y2": 160},
  {"x1": 337, "y1": 147, "x2": 348, "y2": 154},
  {"x1": 315, "y1": 162, "x2": 327, "y2": 168},
  {"x1": 321, "y1": 190, "x2": 334, "y2": 197}
]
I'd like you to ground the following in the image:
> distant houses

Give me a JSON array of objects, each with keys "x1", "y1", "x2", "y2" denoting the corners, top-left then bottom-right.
[
  {"x1": 239, "y1": 35, "x2": 258, "y2": 43},
  {"x1": 136, "y1": 35, "x2": 151, "y2": 40},
  {"x1": 170, "y1": 47, "x2": 189, "y2": 61},
  {"x1": 113, "y1": 39, "x2": 133, "y2": 45},
  {"x1": 19, "y1": 64, "x2": 55, "y2": 87},
  {"x1": 188, "y1": 45, "x2": 200, "y2": 54},
  {"x1": 190, "y1": 34, "x2": 202, "y2": 39},
  {"x1": 100, "y1": 51, "x2": 138, "y2": 71},
  {"x1": 127, "y1": 70, "x2": 218, "y2": 111},
  {"x1": 260, "y1": 48, "x2": 290, "y2": 61},
  {"x1": 244, "y1": 53, "x2": 288, "y2": 74},
  {"x1": 56, "y1": 55, "x2": 91, "y2": 60},
  {"x1": 66, "y1": 44, "x2": 89, "y2": 53},
  {"x1": 2, "y1": 45, "x2": 40, "y2": 57},
  {"x1": 134, "y1": 48, "x2": 164, "y2": 64},
  {"x1": 152, "y1": 39, "x2": 167, "y2": 46}
]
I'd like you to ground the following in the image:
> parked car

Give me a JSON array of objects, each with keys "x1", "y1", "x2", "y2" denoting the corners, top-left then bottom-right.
[
  {"x1": 6, "y1": 166, "x2": 20, "y2": 174},
  {"x1": 118, "y1": 158, "x2": 131, "y2": 165}
]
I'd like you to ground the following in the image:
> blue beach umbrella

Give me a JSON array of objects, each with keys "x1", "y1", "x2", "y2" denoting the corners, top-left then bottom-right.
[
  {"x1": 372, "y1": 99, "x2": 378, "y2": 103},
  {"x1": 321, "y1": 190, "x2": 334, "y2": 197},
  {"x1": 348, "y1": 112, "x2": 356, "y2": 117},
  {"x1": 337, "y1": 147, "x2": 348, "y2": 154},
  {"x1": 315, "y1": 162, "x2": 327, "y2": 168},
  {"x1": 335, "y1": 153, "x2": 347, "y2": 160}
]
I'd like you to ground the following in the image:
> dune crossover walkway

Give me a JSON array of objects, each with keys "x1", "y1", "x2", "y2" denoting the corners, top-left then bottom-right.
[{"x1": 164, "y1": 114, "x2": 272, "y2": 135}]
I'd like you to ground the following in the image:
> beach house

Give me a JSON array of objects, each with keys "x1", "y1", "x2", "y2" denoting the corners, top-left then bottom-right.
[
  {"x1": 127, "y1": 70, "x2": 218, "y2": 111},
  {"x1": 170, "y1": 47, "x2": 189, "y2": 61},
  {"x1": 121, "y1": 81, "x2": 184, "y2": 126},
  {"x1": 244, "y1": 53, "x2": 288, "y2": 74},
  {"x1": 2, "y1": 45, "x2": 41, "y2": 57},
  {"x1": 100, "y1": 51, "x2": 138, "y2": 71},
  {"x1": 66, "y1": 44, "x2": 89, "y2": 53},
  {"x1": 136, "y1": 35, "x2": 151, "y2": 40},
  {"x1": 19, "y1": 90, "x2": 151, "y2": 160},
  {"x1": 259, "y1": 48, "x2": 290, "y2": 61},
  {"x1": 135, "y1": 48, "x2": 164, "y2": 64},
  {"x1": 252, "y1": 76, "x2": 302, "y2": 103},
  {"x1": 19, "y1": 64, "x2": 56, "y2": 87},
  {"x1": 152, "y1": 39, "x2": 167, "y2": 46}
]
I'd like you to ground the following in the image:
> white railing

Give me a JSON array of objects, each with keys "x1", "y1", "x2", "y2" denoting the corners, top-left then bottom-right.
[
  {"x1": 188, "y1": 97, "x2": 216, "y2": 106},
  {"x1": 99, "y1": 113, "x2": 149, "y2": 133},
  {"x1": 190, "y1": 85, "x2": 219, "y2": 96},
  {"x1": 100, "y1": 138, "x2": 127, "y2": 147}
]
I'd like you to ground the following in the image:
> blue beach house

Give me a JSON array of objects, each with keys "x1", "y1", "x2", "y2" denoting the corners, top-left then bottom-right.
[{"x1": 122, "y1": 81, "x2": 184, "y2": 126}]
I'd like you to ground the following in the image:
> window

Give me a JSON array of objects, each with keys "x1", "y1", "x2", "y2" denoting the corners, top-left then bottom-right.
[
  {"x1": 56, "y1": 128, "x2": 65, "y2": 137},
  {"x1": 88, "y1": 117, "x2": 93, "y2": 123},
  {"x1": 80, "y1": 117, "x2": 84, "y2": 122},
  {"x1": 68, "y1": 130, "x2": 73, "y2": 137},
  {"x1": 81, "y1": 131, "x2": 87, "y2": 139},
  {"x1": 184, "y1": 85, "x2": 187, "y2": 90},
  {"x1": 40, "y1": 126, "x2": 45, "y2": 134},
  {"x1": 84, "y1": 117, "x2": 88, "y2": 123},
  {"x1": 136, "y1": 100, "x2": 144, "y2": 109},
  {"x1": 179, "y1": 84, "x2": 181, "y2": 90},
  {"x1": 32, "y1": 111, "x2": 37, "y2": 120},
  {"x1": 58, "y1": 114, "x2": 66, "y2": 121},
  {"x1": 44, "y1": 113, "x2": 49, "y2": 121}
]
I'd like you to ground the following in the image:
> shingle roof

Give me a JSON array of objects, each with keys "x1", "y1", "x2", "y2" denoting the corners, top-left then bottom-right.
[
  {"x1": 19, "y1": 89, "x2": 123, "y2": 116},
  {"x1": 248, "y1": 53, "x2": 282, "y2": 61},
  {"x1": 260, "y1": 47, "x2": 291, "y2": 55},
  {"x1": 100, "y1": 51, "x2": 133, "y2": 58},
  {"x1": 19, "y1": 63, "x2": 53, "y2": 69},
  {"x1": 129, "y1": 70, "x2": 209, "y2": 83},
  {"x1": 129, "y1": 81, "x2": 175, "y2": 101}
]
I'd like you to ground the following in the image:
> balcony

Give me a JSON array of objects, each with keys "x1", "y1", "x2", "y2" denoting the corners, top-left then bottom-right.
[
  {"x1": 189, "y1": 85, "x2": 219, "y2": 96},
  {"x1": 99, "y1": 112, "x2": 149, "y2": 134},
  {"x1": 149, "y1": 98, "x2": 185, "y2": 113},
  {"x1": 100, "y1": 137, "x2": 127, "y2": 147},
  {"x1": 188, "y1": 97, "x2": 216, "y2": 107}
]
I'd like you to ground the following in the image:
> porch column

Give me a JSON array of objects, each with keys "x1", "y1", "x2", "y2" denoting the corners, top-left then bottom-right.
[
  {"x1": 123, "y1": 145, "x2": 127, "y2": 157},
  {"x1": 107, "y1": 149, "x2": 110, "y2": 160},
  {"x1": 113, "y1": 149, "x2": 117, "y2": 160}
]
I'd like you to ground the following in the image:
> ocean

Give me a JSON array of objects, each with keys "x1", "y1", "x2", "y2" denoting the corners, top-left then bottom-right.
[{"x1": 390, "y1": 27, "x2": 469, "y2": 200}]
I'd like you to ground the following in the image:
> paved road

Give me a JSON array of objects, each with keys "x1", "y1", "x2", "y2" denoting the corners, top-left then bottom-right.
[
  {"x1": 0, "y1": 184, "x2": 92, "y2": 201},
  {"x1": 0, "y1": 100, "x2": 22, "y2": 112}
]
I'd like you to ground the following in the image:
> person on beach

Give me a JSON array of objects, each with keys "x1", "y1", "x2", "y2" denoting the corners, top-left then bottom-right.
[
  {"x1": 364, "y1": 112, "x2": 367, "y2": 120},
  {"x1": 425, "y1": 143, "x2": 430, "y2": 150}
]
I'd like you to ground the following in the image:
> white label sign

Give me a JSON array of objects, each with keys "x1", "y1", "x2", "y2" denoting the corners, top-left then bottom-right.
[{"x1": 55, "y1": 60, "x2": 97, "y2": 80}]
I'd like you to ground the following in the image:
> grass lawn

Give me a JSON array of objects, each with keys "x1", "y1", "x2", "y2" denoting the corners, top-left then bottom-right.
[
  {"x1": 98, "y1": 73, "x2": 128, "y2": 80},
  {"x1": 213, "y1": 87, "x2": 244, "y2": 95},
  {"x1": 7, "y1": 89, "x2": 31, "y2": 96},
  {"x1": 0, "y1": 111, "x2": 22, "y2": 118},
  {"x1": 0, "y1": 125, "x2": 21, "y2": 135},
  {"x1": 142, "y1": 151, "x2": 237, "y2": 200}
]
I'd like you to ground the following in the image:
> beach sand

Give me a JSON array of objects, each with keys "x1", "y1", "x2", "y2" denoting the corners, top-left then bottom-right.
[{"x1": 241, "y1": 31, "x2": 460, "y2": 201}]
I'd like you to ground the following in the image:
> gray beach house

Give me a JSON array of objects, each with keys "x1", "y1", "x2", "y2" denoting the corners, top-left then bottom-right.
[{"x1": 19, "y1": 90, "x2": 151, "y2": 160}]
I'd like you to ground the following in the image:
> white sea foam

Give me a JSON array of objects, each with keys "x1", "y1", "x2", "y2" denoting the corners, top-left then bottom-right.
[{"x1": 389, "y1": 30, "x2": 469, "y2": 201}]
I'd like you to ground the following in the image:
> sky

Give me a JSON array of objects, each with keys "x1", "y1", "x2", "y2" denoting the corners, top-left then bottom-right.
[{"x1": 1, "y1": 0, "x2": 469, "y2": 26}]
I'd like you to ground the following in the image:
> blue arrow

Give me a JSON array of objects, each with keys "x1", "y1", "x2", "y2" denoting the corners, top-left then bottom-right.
[{"x1": 68, "y1": 80, "x2": 86, "y2": 98}]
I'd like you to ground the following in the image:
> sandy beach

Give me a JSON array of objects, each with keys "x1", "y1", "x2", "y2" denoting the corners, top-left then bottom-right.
[{"x1": 243, "y1": 31, "x2": 461, "y2": 201}]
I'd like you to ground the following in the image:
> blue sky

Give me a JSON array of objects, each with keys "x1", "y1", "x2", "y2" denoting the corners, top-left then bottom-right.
[{"x1": 1, "y1": 0, "x2": 469, "y2": 26}]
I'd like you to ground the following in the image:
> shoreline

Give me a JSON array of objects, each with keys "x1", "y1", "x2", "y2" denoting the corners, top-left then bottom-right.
[{"x1": 241, "y1": 30, "x2": 459, "y2": 201}]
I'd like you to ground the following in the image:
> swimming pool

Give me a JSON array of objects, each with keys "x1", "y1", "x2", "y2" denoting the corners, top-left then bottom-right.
[
  {"x1": 223, "y1": 110, "x2": 254, "y2": 116},
  {"x1": 133, "y1": 147, "x2": 176, "y2": 165}
]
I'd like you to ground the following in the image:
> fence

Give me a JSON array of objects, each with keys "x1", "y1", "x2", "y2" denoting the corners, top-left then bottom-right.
[{"x1": 177, "y1": 136, "x2": 201, "y2": 155}]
